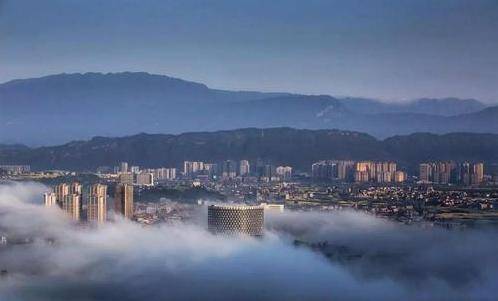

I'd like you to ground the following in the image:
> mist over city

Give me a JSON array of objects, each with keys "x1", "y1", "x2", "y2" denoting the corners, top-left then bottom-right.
[
  {"x1": 1, "y1": 1, "x2": 498, "y2": 300},
  {"x1": 0, "y1": 182, "x2": 497, "y2": 301}
]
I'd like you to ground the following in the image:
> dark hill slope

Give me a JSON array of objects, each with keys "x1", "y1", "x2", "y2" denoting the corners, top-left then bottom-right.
[{"x1": 1, "y1": 128, "x2": 497, "y2": 172}]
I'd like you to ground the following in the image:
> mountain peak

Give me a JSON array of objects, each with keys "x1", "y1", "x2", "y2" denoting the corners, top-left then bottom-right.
[{"x1": 1, "y1": 71, "x2": 210, "y2": 90}]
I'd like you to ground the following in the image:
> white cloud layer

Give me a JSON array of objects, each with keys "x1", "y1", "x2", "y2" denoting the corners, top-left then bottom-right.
[{"x1": 0, "y1": 182, "x2": 496, "y2": 301}]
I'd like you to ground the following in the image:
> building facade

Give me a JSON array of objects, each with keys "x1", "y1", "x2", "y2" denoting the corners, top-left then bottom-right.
[
  {"x1": 208, "y1": 205, "x2": 264, "y2": 236},
  {"x1": 43, "y1": 192, "x2": 57, "y2": 207},
  {"x1": 87, "y1": 184, "x2": 107, "y2": 223},
  {"x1": 61, "y1": 194, "x2": 81, "y2": 221},
  {"x1": 418, "y1": 162, "x2": 485, "y2": 185},
  {"x1": 136, "y1": 172, "x2": 154, "y2": 186},
  {"x1": 183, "y1": 161, "x2": 205, "y2": 177},
  {"x1": 275, "y1": 166, "x2": 292, "y2": 181},
  {"x1": 114, "y1": 183, "x2": 134, "y2": 219},
  {"x1": 54, "y1": 183, "x2": 70, "y2": 205},
  {"x1": 239, "y1": 160, "x2": 250, "y2": 176}
]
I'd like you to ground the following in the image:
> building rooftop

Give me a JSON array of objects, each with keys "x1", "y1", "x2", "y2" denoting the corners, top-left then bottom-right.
[{"x1": 208, "y1": 204, "x2": 263, "y2": 210}]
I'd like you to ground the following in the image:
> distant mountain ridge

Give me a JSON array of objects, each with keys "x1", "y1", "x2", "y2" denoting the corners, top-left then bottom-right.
[
  {"x1": 0, "y1": 72, "x2": 496, "y2": 145},
  {"x1": 1, "y1": 128, "x2": 497, "y2": 173}
]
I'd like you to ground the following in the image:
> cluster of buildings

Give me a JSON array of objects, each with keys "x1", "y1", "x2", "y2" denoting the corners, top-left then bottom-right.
[
  {"x1": 43, "y1": 182, "x2": 134, "y2": 222},
  {"x1": 0, "y1": 165, "x2": 30, "y2": 174},
  {"x1": 42, "y1": 182, "x2": 267, "y2": 236},
  {"x1": 112, "y1": 162, "x2": 176, "y2": 186},
  {"x1": 183, "y1": 160, "x2": 292, "y2": 182},
  {"x1": 120, "y1": 159, "x2": 496, "y2": 188},
  {"x1": 133, "y1": 201, "x2": 196, "y2": 225},
  {"x1": 354, "y1": 161, "x2": 406, "y2": 183},
  {"x1": 312, "y1": 160, "x2": 406, "y2": 183},
  {"x1": 419, "y1": 162, "x2": 484, "y2": 185},
  {"x1": 353, "y1": 185, "x2": 497, "y2": 225},
  {"x1": 312, "y1": 160, "x2": 355, "y2": 180},
  {"x1": 108, "y1": 160, "x2": 292, "y2": 185}
]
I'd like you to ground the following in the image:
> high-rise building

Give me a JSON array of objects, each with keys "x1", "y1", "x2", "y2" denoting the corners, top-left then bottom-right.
[
  {"x1": 70, "y1": 182, "x2": 82, "y2": 195},
  {"x1": 419, "y1": 163, "x2": 432, "y2": 182},
  {"x1": 130, "y1": 166, "x2": 140, "y2": 174},
  {"x1": 222, "y1": 160, "x2": 237, "y2": 179},
  {"x1": 354, "y1": 161, "x2": 374, "y2": 182},
  {"x1": 255, "y1": 158, "x2": 266, "y2": 178},
  {"x1": 54, "y1": 183, "x2": 70, "y2": 205},
  {"x1": 312, "y1": 160, "x2": 357, "y2": 181},
  {"x1": 203, "y1": 163, "x2": 218, "y2": 177},
  {"x1": 208, "y1": 205, "x2": 264, "y2": 236},
  {"x1": 354, "y1": 161, "x2": 398, "y2": 183},
  {"x1": 114, "y1": 183, "x2": 134, "y2": 219},
  {"x1": 312, "y1": 160, "x2": 337, "y2": 180},
  {"x1": 120, "y1": 162, "x2": 128, "y2": 173},
  {"x1": 489, "y1": 163, "x2": 498, "y2": 183},
  {"x1": 275, "y1": 166, "x2": 292, "y2": 181},
  {"x1": 165, "y1": 168, "x2": 176, "y2": 180},
  {"x1": 471, "y1": 163, "x2": 484, "y2": 185},
  {"x1": 419, "y1": 162, "x2": 484, "y2": 185},
  {"x1": 374, "y1": 162, "x2": 397, "y2": 183},
  {"x1": 0, "y1": 165, "x2": 30, "y2": 174},
  {"x1": 354, "y1": 170, "x2": 370, "y2": 182},
  {"x1": 151, "y1": 167, "x2": 177, "y2": 181},
  {"x1": 183, "y1": 161, "x2": 204, "y2": 177},
  {"x1": 87, "y1": 184, "x2": 107, "y2": 223},
  {"x1": 136, "y1": 172, "x2": 154, "y2": 186},
  {"x1": 337, "y1": 161, "x2": 355, "y2": 180},
  {"x1": 61, "y1": 194, "x2": 81, "y2": 221},
  {"x1": 419, "y1": 161, "x2": 482, "y2": 185},
  {"x1": 433, "y1": 162, "x2": 453, "y2": 184},
  {"x1": 239, "y1": 160, "x2": 250, "y2": 176},
  {"x1": 43, "y1": 192, "x2": 57, "y2": 207},
  {"x1": 118, "y1": 172, "x2": 134, "y2": 185},
  {"x1": 395, "y1": 171, "x2": 407, "y2": 183},
  {"x1": 151, "y1": 168, "x2": 164, "y2": 181},
  {"x1": 354, "y1": 161, "x2": 373, "y2": 182},
  {"x1": 460, "y1": 162, "x2": 471, "y2": 185}
]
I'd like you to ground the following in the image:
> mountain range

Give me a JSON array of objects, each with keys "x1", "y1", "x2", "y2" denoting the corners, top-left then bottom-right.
[
  {"x1": 0, "y1": 72, "x2": 497, "y2": 146},
  {"x1": 1, "y1": 128, "x2": 497, "y2": 173}
]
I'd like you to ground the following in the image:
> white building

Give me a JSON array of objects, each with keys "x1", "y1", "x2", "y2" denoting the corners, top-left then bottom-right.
[
  {"x1": 184, "y1": 161, "x2": 204, "y2": 177},
  {"x1": 261, "y1": 203, "x2": 284, "y2": 213},
  {"x1": 136, "y1": 172, "x2": 154, "y2": 186},
  {"x1": 239, "y1": 160, "x2": 250, "y2": 176},
  {"x1": 120, "y1": 162, "x2": 129, "y2": 173},
  {"x1": 43, "y1": 192, "x2": 57, "y2": 207},
  {"x1": 276, "y1": 166, "x2": 292, "y2": 181}
]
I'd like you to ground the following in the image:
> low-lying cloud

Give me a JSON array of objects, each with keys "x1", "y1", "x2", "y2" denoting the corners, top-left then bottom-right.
[{"x1": 0, "y1": 182, "x2": 496, "y2": 301}]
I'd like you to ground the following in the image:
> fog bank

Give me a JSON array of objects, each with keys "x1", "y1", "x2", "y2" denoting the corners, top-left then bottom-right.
[{"x1": 0, "y1": 182, "x2": 496, "y2": 301}]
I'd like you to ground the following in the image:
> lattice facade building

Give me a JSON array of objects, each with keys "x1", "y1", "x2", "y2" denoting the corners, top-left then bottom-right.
[{"x1": 208, "y1": 205, "x2": 264, "y2": 236}]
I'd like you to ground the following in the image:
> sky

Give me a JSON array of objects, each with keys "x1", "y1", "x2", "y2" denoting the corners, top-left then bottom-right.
[{"x1": 1, "y1": 0, "x2": 498, "y2": 101}]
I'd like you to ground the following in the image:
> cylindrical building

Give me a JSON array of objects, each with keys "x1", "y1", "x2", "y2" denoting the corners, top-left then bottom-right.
[{"x1": 208, "y1": 205, "x2": 264, "y2": 236}]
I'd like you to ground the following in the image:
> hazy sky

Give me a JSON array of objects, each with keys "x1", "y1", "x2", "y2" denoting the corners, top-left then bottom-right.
[{"x1": 1, "y1": 0, "x2": 498, "y2": 101}]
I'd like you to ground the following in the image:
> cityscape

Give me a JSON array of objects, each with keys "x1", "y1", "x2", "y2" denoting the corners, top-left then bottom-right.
[
  {"x1": 1, "y1": 1, "x2": 498, "y2": 300},
  {"x1": 0, "y1": 156, "x2": 493, "y2": 229}
]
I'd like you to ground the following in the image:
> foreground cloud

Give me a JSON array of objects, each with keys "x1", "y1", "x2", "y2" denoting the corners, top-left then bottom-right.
[{"x1": 0, "y1": 182, "x2": 496, "y2": 301}]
